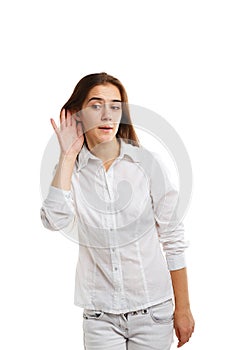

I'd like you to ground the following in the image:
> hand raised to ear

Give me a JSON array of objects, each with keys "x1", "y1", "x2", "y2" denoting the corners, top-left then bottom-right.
[{"x1": 50, "y1": 109, "x2": 84, "y2": 156}]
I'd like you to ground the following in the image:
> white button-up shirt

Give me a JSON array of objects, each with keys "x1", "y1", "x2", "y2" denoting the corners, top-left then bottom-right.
[{"x1": 41, "y1": 138, "x2": 188, "y2": 314}]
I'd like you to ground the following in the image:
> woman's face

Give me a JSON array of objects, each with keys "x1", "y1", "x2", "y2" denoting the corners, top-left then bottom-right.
[{"x1": 78, "y1": 83, "x2": 122, "y2": 147}]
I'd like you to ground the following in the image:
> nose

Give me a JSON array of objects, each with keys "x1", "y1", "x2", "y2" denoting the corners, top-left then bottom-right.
[{"x1": 101, "y1": 104, "x2": 112, "y2": 120}]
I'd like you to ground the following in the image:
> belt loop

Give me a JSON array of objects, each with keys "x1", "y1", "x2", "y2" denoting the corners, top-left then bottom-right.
[{"x1": 141, "y1": 308, "x2": 149, "y2": 314}]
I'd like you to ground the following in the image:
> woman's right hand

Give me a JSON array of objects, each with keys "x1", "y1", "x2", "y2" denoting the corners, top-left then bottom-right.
[{"x1": 50, "y1": 109, "x2": 84, "y2": 156}]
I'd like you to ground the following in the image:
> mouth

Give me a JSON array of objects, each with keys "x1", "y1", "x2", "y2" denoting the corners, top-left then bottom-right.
[{"x1": 98, "y1": 125, "x2": 114, "y2": 130}]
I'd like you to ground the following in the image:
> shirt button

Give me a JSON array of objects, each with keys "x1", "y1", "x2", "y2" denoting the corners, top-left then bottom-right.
[
  {"x1": 110, "y1": 228, "x2": 113, "y2": 231},
  {"x1": 114, "y1": 267, "x2": 118, "y2": 271},
  {"x1": 112, "y1": 248, "x2": 115, "y2": 252}
]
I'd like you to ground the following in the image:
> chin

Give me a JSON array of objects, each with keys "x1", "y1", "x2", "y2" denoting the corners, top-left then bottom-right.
[
  {"x1": 96, "y1": 130, "x2": 117, "y2": 143},
  {"x1": 98, "y1": 135, "x2": 115, "y2": 143}
]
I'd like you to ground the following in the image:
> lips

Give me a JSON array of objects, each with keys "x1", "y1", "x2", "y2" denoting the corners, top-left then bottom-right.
[{"x1": 98, "y1": 125, "x2": 113, "y2": 129}]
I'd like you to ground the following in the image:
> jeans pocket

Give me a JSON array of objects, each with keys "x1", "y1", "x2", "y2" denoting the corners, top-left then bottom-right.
[
  {"x1": 149, "y1": 299, "x2": 174, "y2": 324},
  {"x1": 83, "y1": 309, "x2": 105, "y2": 320}
]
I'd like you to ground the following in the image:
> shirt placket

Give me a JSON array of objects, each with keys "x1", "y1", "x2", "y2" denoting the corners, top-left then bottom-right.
[{"x1": 103, "y1": 167, "x2": 125, "y2": 308}]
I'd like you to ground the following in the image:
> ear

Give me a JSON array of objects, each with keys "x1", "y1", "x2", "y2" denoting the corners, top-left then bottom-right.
[{"x1": 73, "y1": 111, "x2": 83, "y2": 123}]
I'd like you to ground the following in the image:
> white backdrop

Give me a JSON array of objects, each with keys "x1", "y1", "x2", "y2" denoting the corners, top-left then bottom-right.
[{"x1": 1, "y1": 1, "x2": 232, "y2": 349}]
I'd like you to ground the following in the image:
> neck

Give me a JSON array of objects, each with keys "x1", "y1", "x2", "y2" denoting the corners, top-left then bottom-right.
[{"x1": 86, "y1": 137, "x2": 120, "y2": 162}]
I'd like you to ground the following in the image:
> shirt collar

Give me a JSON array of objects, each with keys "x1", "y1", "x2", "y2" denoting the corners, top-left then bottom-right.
[{"x1": 75, "y1": 138, "x2": 141, "y2": 172}]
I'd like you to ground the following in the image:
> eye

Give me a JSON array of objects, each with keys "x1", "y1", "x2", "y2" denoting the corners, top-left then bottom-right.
[
  {"x1": 111, "y1": 105, "x2": 121, "y2": 110},
  {"x1": 91, "y1": 104, "x2": 102, "y2": 110}
]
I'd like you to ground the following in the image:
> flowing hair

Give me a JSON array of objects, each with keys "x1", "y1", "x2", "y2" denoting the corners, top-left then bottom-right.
[{"x1": 61, "y1": 72, "x2": 140, "y2": 147}]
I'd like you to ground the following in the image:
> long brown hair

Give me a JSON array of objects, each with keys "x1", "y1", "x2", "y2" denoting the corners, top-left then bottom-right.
[{"x1": 61, "y1": 72, "x2": 140, "y2": 147}]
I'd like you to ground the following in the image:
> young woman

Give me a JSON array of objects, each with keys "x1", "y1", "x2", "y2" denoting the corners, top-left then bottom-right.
[{"x1": 41, "y1": 72, "x2": 194, "y2": 349}]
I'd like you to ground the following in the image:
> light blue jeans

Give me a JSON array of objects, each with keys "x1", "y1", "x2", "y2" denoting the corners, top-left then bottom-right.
[{"x1": 82, "y1": 299, "x2": 174, "y2": 350}]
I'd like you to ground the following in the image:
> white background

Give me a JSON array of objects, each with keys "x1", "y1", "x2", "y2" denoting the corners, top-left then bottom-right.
[{"x1": 1, "y1": 0, "x2": 232, "y2": 349}]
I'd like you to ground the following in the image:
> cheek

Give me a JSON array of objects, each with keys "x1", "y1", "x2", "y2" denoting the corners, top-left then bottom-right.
[
  {"x1": 113, "y1": 112, "x2": 122, "y2": 124},
  {"x1": 81, "y1": 115, "x2": 99, "y2": 131}
]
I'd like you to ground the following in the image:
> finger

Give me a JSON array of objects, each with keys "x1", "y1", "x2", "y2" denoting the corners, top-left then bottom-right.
[
  {"x1": 188, "y1": 330, "x2": 194, "y2": 340},
  {"x1": 77, "y1": 121, "x2": 84, "y2": 138},
  {"x1": 175, "y1": 327, "x2": 186, "y2": 348},
  {"x1": 175, "y1": 328, "x2": 182, "y2": 348},
  {"x1": 60, "y1": 108, "x2": 66, "y2": 129},
  {"x1": 178, "y1": 333, "x2": 190, "y2": 347},
  {"x1": 66, "y1": 110, "x2": 72, "y2": 126},
  {"x1": 175, "y1": 326, "x2": 180, "y2": 342},
  {"x1": 177, "y1": 339, "x2": 187, "y2": 348},
  {"x1": 50, "y1": 118, "x2": 59, "y2": 133}
]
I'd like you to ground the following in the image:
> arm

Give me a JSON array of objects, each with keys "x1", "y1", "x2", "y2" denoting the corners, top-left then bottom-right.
[
  {"x1": 170, "y1": 268, "x2": 195, "y2": 348},
  {"x1": 40, "y1": 109, "x2": 84, "y2": 232},
  {"x1": 51, "y1": 152, "x2": 77, "y2": 191},
  {"x1": 150, "y1": 153, "x2": 195, "y2": 347}
]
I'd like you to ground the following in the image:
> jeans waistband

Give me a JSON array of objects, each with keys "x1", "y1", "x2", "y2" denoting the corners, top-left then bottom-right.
[{"x1": 123, "y1": 307, "x2": 149, "y2": 318}]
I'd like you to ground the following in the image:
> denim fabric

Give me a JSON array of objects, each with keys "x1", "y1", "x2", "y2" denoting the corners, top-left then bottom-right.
[{"x1": 82, "y1": 299, "x2": 174, "y2": 350}]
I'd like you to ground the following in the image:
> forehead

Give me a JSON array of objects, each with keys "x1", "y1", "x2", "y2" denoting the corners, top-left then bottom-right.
[{"x1": 86, "y1": 83, "x2": 121, "y2": 101}]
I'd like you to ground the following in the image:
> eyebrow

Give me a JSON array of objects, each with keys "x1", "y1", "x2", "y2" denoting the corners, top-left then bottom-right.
[{"x1": 87, "y1": 97, "x2": 122, "y2": 103}]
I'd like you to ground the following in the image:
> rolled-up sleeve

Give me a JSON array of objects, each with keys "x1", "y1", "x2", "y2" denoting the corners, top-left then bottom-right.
[
  {"x1": 40, "y1": 185, "x2": 76, "y2": 231},
  {"x1": 149, "y1": 153, "x2": 188, "y2": 271}
]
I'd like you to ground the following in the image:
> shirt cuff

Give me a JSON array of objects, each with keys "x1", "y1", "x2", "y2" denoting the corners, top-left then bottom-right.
[
  {"x1": 46, "y1": 185, "x2": 72, "y2": 202},
  {"x1": 166, "y1": 253, "x2": 186, "y2": 271}
]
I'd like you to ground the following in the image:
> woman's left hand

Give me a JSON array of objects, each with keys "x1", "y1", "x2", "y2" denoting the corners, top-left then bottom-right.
[{"x1": 174, "y1": 308, "x2": 195, "y2": 347}]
